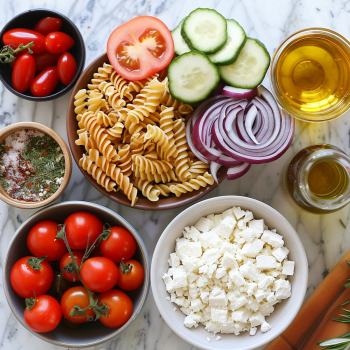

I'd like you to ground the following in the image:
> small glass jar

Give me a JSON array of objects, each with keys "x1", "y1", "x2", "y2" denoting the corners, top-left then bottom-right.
[
  {"x1": 283, "y1": 144, "x2": 350, "y2": 214},
  {"x1": 271, "y1": 28, "x2": 350, "y2": 123}
]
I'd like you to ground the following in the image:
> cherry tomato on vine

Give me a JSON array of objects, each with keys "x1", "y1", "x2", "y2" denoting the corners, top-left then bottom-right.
[
  {"x1": 27, "y1": 220, "x2": 67, "y2": 261},
  {"x1": 59, "y1": 250, "x2": 84, "y2": 282},
  {"x1": 57, "y1": 52, "x2": 77, "y2": 85},
  {"x1": 10, "y1": 256, "x2": 53, "y2": 298},
  {"x1": 118, "y1": 259, "x2": 144, "y2": 291},
  {"x1": 12, "y1": 54, "x2": 35, "y2": 93},
  {"x1": 3, "y1": 28, "x2": 46, "y2": 53},
  {"x1": 34, "y1": 17, "x2": 62, "y2": 36},
  {"x1": 65, "y1": 212, "x2": 103, "y2": 250},
  {"x1": 45, "y1": 31, "x2": 74, "y2": 54},
  {"x1": 98, "y1": 289, "x2": 133, "y2": 328},
  {"x1": 100, "y1": 226, "x2": 136, "y2": 263},
  {"x1": 60, "y1": 286, "x2": 95, "y2": 323},
  {"x1": 80, "y1": 257, "x2": 119, "y2": 293},
  {"x1": 24, "y1": 295, "x2": 62, "y2": 333},
  {"x1": 30, "y1": 66, "x2": 59, "y2": 97},
  {"x1": 33, "y1": 51, "x2": 61, "y2": 73}
]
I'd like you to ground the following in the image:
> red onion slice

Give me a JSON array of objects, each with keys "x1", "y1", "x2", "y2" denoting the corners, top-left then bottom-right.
[
  {"x1": 210, "y1": 161, "x2": 222, "y2": 184},
  {"x1": 227, "y1": 163, "x2": 251, "y2": 180},
  {"x1": 244, "y1": 105, "x2": 259, "y2": 144},
  {"x1": 222, "y1": 86, "x2": 257, "y2": 99}
]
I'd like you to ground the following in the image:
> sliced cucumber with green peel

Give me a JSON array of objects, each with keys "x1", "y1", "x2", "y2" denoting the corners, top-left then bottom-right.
[
  {"x1": 207, "y1": 19, "x2": 246, "y2": 66},
  {"x1": 168, "y1": 51, "x2": 220, "y2": 104},
  {"x1": 172, "y1": 18, "x2": 191, "y2": 55},
  {"x1": 181, "y1": 8, "x2": 227, "y2": 54},
  {"x1": 218, "y1": 38, "x2": 270, "y2": 88}
]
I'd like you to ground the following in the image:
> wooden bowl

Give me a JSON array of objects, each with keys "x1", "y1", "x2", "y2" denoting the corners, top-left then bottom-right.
[
  {"x1": 66, "y1": 52, "x2": 227, "y2": 211},
  {"x1": 0, "y1": 122, "x2": 72, "y2": 209}
]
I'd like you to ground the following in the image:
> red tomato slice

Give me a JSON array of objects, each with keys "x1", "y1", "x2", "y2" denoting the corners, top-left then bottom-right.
[
  {"x1": 3, "y1": 28, "x2": 46, "y2": 53},
  {"x1": 107, "y1": 16, "x2": 174, "y2": 81},
  {"x1": 34, "y1": 17, "x2": 62, "y2": 36}
]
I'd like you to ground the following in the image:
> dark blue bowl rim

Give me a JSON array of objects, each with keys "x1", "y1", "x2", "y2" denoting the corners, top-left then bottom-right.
[
  {"x1": 2, "y1": 200, "x2": 150, "y2": 348},
  {"x1": 0, "y1": 8, "x2": 86, "y2": 102}
]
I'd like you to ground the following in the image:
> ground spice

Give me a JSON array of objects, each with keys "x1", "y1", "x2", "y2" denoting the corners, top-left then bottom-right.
[{"x1": 0, "y1": 130, "x2": 65, "y2": 202}]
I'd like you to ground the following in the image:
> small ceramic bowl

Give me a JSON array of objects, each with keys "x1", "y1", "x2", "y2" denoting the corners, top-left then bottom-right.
[
  {"x1": 0, "y1": 8, "x2": 86, "y2": 101},
  {"x1": 66, "y1": 52, "x2": 227, "y2": 211},
  {"x1": 3, "y1": 201, "x2": 150, "y2": 348},
  {"x1": 151, "y1": 196, "x2": 308, "y2": 350},
  {"x1": 0, "y1": 122, "x2": 72, "y2": 209}
]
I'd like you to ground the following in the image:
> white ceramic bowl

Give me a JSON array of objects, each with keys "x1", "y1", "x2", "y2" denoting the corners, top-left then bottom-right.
[{"x1": 151, "y1": 196, "x2": 308, "y2": 350}]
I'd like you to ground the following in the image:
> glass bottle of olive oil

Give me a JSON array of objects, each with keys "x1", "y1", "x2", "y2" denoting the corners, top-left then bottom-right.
[
  {"x1": 271, "y1": 29, "x2": 350, "y2": 122},
  {"x1": 283, "y1": 144, "x2": 350, "y2": 214}
]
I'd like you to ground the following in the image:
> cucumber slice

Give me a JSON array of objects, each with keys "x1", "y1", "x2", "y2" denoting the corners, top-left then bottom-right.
[
  {"x1": 172, "y1": 18, "x2": 191, "y2": 55},
  {"x1": 168, "y1": 51, "x2": 220, "y2": 104},
  {"x1": 181, "y1": 8, "x2": 227, "y2": 54},
  {"x1": 218, "y1": 38, "x2": 270, "y2": 88},
  {"x1": 207, "y1": 19, "x2": 246, "y2": 66}
]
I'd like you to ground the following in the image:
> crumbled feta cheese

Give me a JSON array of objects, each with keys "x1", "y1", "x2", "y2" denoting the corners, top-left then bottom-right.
[
  {"x1": 216, "y1": 335, "x2": 222, "y2": 341},
  {"x1": 164, "y1": 207, "x2": 294, "y2": 337}
]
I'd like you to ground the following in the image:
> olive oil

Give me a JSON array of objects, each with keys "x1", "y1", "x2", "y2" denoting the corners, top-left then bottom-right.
[
  {"x1": 284, "y1": 144, "x2": 350, "y2": 214},
  {"x1": 271, "y1": 29, "x2": 350, "y2": 122},
  {"x1": 308, "y1": 160, "x2": 349, "y2": 199}
]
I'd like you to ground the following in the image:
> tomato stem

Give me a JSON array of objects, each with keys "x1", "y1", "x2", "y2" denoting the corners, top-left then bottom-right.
[
  {"x1": 120, "y1": 259, "x2": 132, "y2": 274},
  {"x1": 0, "y1": 41, "x2": 34, "y2": 63},
  {"x1": 25, "y1": 290, "x2": 37, "y2": 311},
  {"x1": 27, "y1": 256, "x2": 47, "y2": 270},
  {"x1": 56, "y1": 224, "x2": 110, "y2": 321}
]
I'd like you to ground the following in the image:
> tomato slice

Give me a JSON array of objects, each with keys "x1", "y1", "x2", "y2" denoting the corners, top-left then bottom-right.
[{"x1": 107, "y1": 16, "x2": 174, "y2": 81}]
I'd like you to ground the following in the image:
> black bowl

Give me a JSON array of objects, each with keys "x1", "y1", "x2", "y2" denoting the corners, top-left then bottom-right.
[{"x1": 0, "y1": 8, "x2": 86, "y2": 101}]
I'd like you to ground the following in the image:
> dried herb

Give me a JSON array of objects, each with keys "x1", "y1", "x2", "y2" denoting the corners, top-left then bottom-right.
[{"x1": 340, "y1": 219, "x2": 347, "y2": 229}]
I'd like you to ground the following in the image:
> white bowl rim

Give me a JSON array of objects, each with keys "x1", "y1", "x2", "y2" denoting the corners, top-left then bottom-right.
[
  {"x1": 151, "y1": 195, "x2": 308, "y2": 350},
  {"x1": 3, "y1": 200, "x2": 150, "y2": 348}
]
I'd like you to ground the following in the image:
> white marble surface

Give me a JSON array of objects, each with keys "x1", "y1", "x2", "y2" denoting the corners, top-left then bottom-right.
[{"x1": 1, "y1": 0, "x2": 350, "y2": 349}]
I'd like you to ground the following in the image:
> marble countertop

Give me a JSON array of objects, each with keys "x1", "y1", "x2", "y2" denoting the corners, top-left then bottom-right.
[{"x1": 1, "y1": 0, "x2": 350, "y2": 349}]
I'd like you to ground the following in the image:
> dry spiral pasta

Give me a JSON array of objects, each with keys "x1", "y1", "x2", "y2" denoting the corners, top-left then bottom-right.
[{"x1": 74, "y1": 62, "x2": 215, "y2": 206}]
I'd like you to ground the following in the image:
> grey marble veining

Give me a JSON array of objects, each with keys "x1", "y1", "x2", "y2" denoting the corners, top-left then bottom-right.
[{"x1": 1, "y1": 0, "x2": 350, "y2": 349}]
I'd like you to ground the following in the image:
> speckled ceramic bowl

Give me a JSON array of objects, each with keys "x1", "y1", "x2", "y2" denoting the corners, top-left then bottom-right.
[
  {"x1": 3, "y1": 201, "x2": 150, "y2": 348},
  {"x1": 151, "y1": 196, "x2": 308, "y2": 350}
]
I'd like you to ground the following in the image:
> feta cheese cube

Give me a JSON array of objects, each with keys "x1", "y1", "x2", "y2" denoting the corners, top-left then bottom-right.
[
  {"x1": 273, "y1": 279, "x2": 291, "y2": 292},
  {"x1": 250, "y1": 327, "x2": 257, "y2": 335},
  {"x1": 202, "y1": 248, "x2": 221, "y2": 264},
  {"x1": 249, "y1": 312, "x2": 265, "y2": 327},
  {"x1": 214, "y1": 214, "x2": 224, "y2": 226},
  {"x1": 222, "y1": 208, "x2": 234, "y2": 218},
  {"x1": 233, "y1": 206, "x2": 246, "y2": 219},
  {"x1": 218, "y1": 216, "x2": 237, "y2": 240},
  {"x1": 169, "y1": 253, "x2": 180, "y2": 267},
  {"x1": 261, "y1": 321, "x2": 272, "y2": 333},
  {"x1": 282, "y1": 260, "x2": 295, "y2": 275},
  {"x1": 239, "y1": 262, "x2": 260, "y2": 281},
  {"x1": 227, "y1": 292, "x2": 247, "y2": 310},
  {"x1": 183, "y1": 226, "x2": 201, "y2": 242},
  {"x1": 232, "y1": 307, "x2": 253, "y2": 323},
  {"x1": 273, "y1": 247, "x2": 290, "y2": 262},
  {"x1": 207, "y1": 214, "x2": 215, "y2": 222},
  {"x1": 176, "y1": 239, "x2": 202, "y2": 259},
  {"x1": 187, "y1": 272, "x2": 199, "y2": 283},
  {"x1": 180, "y1": 307, "x2": 191, "y2": 315},
  {"x1": 183, "y1": 298, "x2": 190, "y2": 308},
  {"x1": 200, "y1": 291, "x2": 209, "y2": 303},
  {"x1": 237, "y1": 219, "x2": 247, "y2": 230},
  {"x1": 184, "y1": 315, "x2": 197, "y2": 328},
  {"x1": 259, "y1": 302, "x2": 274, "y2": 316},
  {"x1": 195, "y1": 217, "x2": 214, "y2": 232},
  {"x1": 199, "y1": 264, "x2": 209, "y2": 274},
  {"x1": 266, "y1": 292, "x2": 277, "y2": 304},
  {"x1": 221, "y1": 251, "x2": 236, "y2": 269},
  {"x1": 162, "y1": 273, "x2": 175, "y2": 293},
  {"x1": 205, "y1": 320, "x2": 221, "y2": 333},
  {"x1": 276, "y1": 288, "x2": 292, "y2": 299},
  {"x1": 173, "y1": 269, "x2": 188, "y2": 289},
  {"x1": 243, "y1": 211, "x2": 254, "y2": 223},
  {"x1": 220, "y1": 241, "x2": 234, "y2": 254},
  {"x1": 241, "y1": 239, "x2": 264, "y2": 257},
  {"x1": 215, "y1": 267, "x2": 226, "y2": 279},
  {"x1": 258, "y1": 276, "x2": 275, "y2": 290},
  {"x1": 254, "y1": 289, "x2": 266, "y2": 303},
  {"x1": 246, "y1": 297, "x2": 259, "y2": 312},
  {"x1": 199, "y1": 231, "x2": 219, "y2": 249},
  {"x1": 229, "y1": 269, "x2": 245, "y2": 287},
  {"x1": 211, "y1": 308, "x2": 228, "y2": 323},
  {"x1": 207, "y1": 264, "x2": 217, "y2": 278},
  {"x1": 209, "y1": 291, "x2": 228, "y2": 308},
  {"x1": 256, "y1": 255, "x2": 277, "y2": 269},
  {"x1": 175, "y1": 297, "x2": 185, "y2": 306},
  {"x1": 248, "y1": 219, "x2": 265, "y2": 235},
  {"x1": 246, "y1": 282, "x2": 257, "y2": 297},
  {"x1": 241, "y1": 228, "x2": 256, "y2": 243},
  {"x1": 196, "y1": 276, "x2": 209, "y2": 288},
  {"x1": 190, "y1": 299, "x2": 204, "y2": 312},
  {"x1": 261, "y1": 230, "x2": 284, "y2": 248},
  {"x1": 182, "y1": 256, "x2": 203, "y2": 272}
]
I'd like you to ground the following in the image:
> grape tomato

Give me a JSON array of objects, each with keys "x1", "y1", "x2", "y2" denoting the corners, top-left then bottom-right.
[
  {"x1": 30, "y1": 66, "x2": 59, "y2": 97},
  {"x1": 45, "y1": 31, "x2": 75, "y2": 54},
  {"x1": 3, "y1": 28, "x2": 46, "y2": 53},
  {"x1": 33, "y1": 51, "x2": 61, "y2": 73},
  {"x1": 12, "y1": 54, "x2": 35, "y2": 92},
  {"x1": 34, "y1": 17, "x2": 62, "y2": 36},
  {"x1": 57, "y1": 52, "x2": 77, "y2": 85}
]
